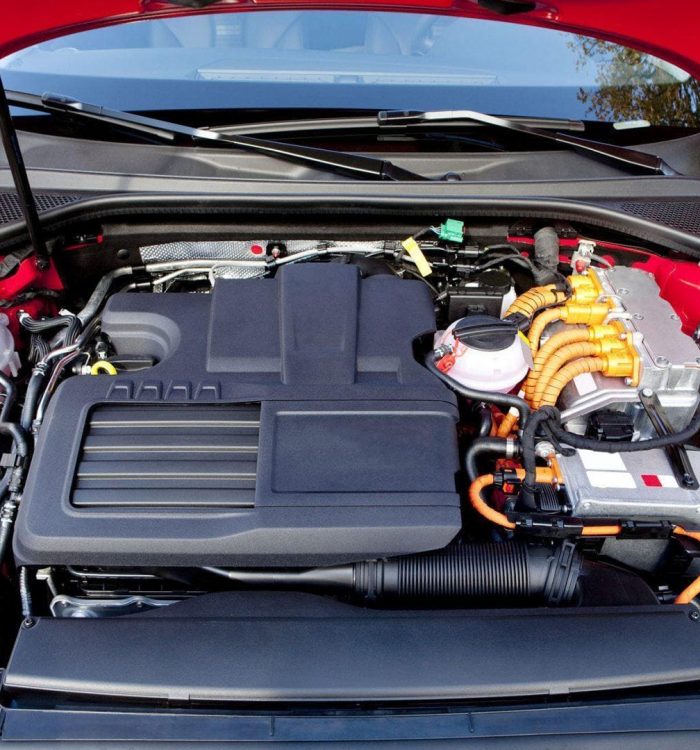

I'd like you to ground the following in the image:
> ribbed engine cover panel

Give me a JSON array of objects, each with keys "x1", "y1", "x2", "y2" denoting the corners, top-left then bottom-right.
[{"x1": 72, "y1": 405, "x2": 260, "y2": 508}]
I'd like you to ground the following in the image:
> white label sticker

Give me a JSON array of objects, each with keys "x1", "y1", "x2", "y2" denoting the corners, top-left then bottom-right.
[
  {"x1": 587, "y1": 470, "x2": 636, "y2": 489},
  {"x1": 579, "y1": 449, "x2": 626, "y2": 472},
  {"x1": 657, "y1": 474, "x2": 679, "y2": 488},
  {"x1": 574, "y1": 372, "x2": 597, "y2": 396}
]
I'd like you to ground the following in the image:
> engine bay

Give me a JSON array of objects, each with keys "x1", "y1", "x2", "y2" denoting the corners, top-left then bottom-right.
[{"x1": 1, "y1": 218, "x2": 700, "y2": 623}]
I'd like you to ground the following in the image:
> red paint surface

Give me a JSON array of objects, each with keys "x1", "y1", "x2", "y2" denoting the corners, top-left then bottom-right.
[
  {"x1": 631, "y1": 255, "x2": 700, "y2": 335},
  {"x1": 0, "y1": 259, "x2": 63, "y2": 345}
]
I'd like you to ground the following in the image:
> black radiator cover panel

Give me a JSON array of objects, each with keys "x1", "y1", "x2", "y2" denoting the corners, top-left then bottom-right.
[{"x1": 15, "y1": 265, "x2": 461, "y2": 566}]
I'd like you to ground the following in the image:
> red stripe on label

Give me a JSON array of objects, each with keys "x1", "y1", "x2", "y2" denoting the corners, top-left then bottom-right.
[{"x1": 641, "y1": 474, "x2": 662, "y2": 487}]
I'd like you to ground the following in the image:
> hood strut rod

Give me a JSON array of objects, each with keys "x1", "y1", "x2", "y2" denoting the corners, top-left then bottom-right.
[{"x1": 0, "y1": 76, "x2": 49, "y2": 268}]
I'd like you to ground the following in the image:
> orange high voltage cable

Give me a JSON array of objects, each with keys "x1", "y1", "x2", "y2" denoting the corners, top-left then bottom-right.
[
  {"x1": 527, "y1": 302, "x2": 613, "y2": 355},
  {"x1": 526, "y1": 308, "x2": 566, "y2": 355},
  {"x1": 532, "y1": 341, "x2": 599, "y2": 406},
  {"x1": 537, "y1": 357, "x2": 606, "y2": 408},
  {"x1": 503, "y1": 285, "x2": 567, "y2": 320},
  {"x1": 468, "y1": 472, "x2": 622, "y2": 537},
  {"x1": 532, "y1": 338, "x2": 628, "y2": 408},
  {"x1": 523, "y1": 324, "x2": 622, "y2": 403}
]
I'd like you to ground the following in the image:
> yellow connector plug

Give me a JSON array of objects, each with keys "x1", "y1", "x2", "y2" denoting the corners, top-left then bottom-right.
[
  {"x1": 561, "y1": 302, "x2": 612, "y2": 325},
  {"x1": 602, "y1": 349, "x2": 640, "y2": 384},
  {"x1": 538, "y1": 348, "x2": 640, "y2": 408},
  {"x1": 568, "y1": 275, "x2": 597, "y2": 304},
  {"x1": 588, "y1": 321, "x2": 626, "y2": 340},
  {"x1": 528, "y1": 302, "x2": 614, "y2": 353}
]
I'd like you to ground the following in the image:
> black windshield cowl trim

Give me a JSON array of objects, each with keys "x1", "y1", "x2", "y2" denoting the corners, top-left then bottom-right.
[
  {"x1": 378, "y1": 109, "x2": 679, "y2": 177},
  {"x1": 7, "y1": 91, "x2": 429, "y2": 182},
  {"x1": 5, "y1": 605, "x2": 700, "y2": 704}
]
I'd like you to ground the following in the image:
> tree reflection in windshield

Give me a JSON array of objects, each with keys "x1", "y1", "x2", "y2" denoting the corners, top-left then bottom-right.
[{"x1": 569, "y1": 36, "x2": 700, "y2": 126}]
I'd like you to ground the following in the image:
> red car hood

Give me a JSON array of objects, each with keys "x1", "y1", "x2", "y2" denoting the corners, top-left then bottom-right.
[{"x1": 3, "y1": 0, "x2": 700, "y2": 78}]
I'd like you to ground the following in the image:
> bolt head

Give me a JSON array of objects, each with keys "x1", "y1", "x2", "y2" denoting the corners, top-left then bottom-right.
[
  {"x1": 655, "y1": 356, "x2": 670, "y2": 367},
  {"x1": 535, "y1": 441, "x2": 555, "y2": 460}
]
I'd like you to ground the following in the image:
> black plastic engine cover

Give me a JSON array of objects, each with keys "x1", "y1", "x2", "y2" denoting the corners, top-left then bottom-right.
[{"x1": 15, "y1": 264, "x2": 461, "y2": 567}]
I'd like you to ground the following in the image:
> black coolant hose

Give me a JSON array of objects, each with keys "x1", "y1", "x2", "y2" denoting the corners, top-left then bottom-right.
[
  {"x1": 20, "y1": 364, "x2": 47, "y2": 432},
  {"x1": 520, "y1": 407, "x2": 560, "y2": 509},
  {"x1": 465, "y1": 436, "x2": 519, "y2": 482},
  {"x1": 477, "y1": 404, "x2": 493, "y2": 438},
  {"x1": 424, "y1": 352, "x2": 531, "y2": 427},
  {"x1": 0, "y1": 373, "x2": 16, "y2": 423},
  {"x1": 0, "y1": 421, "x2": 28, "y2": 460},
  {"x1": 204, "y1": 542, "x2": 582, "y2": 606},
  {"x1": 77, "y1": 266, "x2": 133, "y2": 327},
  {"x1": 0, "y1": 422, "x2": 29, "y2": 564}
]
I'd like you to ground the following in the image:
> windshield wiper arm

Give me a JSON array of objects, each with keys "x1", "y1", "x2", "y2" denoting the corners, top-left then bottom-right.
[
  {"x1": 378, "y1": 109, "x2": 679, "y2": 176},
  {"x1": 6, "y1": 90, "x2": 427, "y2": 182}
]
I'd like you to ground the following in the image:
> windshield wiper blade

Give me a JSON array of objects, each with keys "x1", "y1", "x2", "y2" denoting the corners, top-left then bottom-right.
[
  {"x1": 378, "y1": 109, "x2": 679, "y2": 176},
  {"x1": 6, "y1": 90, "x2": 428, "y2": 182},
  {"x1": 214, "y1": 113, "x2": 586, "y2": 137}
]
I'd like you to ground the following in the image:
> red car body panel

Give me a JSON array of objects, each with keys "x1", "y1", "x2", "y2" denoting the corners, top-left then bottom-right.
[{"x1": 2, "y1": 1, "x2": 700, "y2": 79}]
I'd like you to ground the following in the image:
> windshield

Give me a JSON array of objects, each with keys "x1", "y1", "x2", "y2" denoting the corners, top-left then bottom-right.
[{"x1": 0, "y1": 10, "x2": 697, "y2": 126}]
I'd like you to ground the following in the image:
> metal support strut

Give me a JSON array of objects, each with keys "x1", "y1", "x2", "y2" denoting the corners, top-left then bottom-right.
[{"x1": 0, "y1": 75, "x2": 49, "y2": 268}]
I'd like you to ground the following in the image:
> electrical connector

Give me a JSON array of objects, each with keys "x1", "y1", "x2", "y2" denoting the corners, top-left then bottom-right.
[
  {"x1": 493, "y1": 468, "x2": 523, "y2": 492},
  {"x1": 438, "y1": 219, "x2": 465, "y2": 243},
  {"x1": 561, "y1": 302, "x2": 612, "y2": 325},
  {"x1": 600, "y1": 349, "x2": 640, "y2": 384},
  {"x1": 570, "y1": 240, "x2": 596, "y2": 274},
  {"x1": 509, "y1": 513, "x2": 584, "y2": 538}
]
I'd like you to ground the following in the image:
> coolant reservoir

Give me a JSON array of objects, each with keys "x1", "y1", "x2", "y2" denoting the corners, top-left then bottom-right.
[
  {"x1": 434, "y1": 315, "x2": 529, "y2": 393},
  {"x1": 0, "y1": 315, "x2": 19, "y2": 377}
]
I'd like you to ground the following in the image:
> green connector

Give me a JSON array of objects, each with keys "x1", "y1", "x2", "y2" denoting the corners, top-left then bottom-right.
[{"x1": 438, "y1": 219, "x2": 464, "y2": 243}]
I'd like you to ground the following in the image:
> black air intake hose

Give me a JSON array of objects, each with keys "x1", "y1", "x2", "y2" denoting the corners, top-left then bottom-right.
[
  {"x1": 356, "y1": 542, "x2": 580, "y2": 605},
  {"x1": 204, "y1": 542, "x2": 581, "y2": 606}
]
